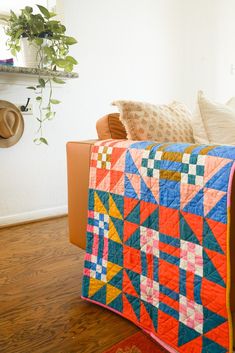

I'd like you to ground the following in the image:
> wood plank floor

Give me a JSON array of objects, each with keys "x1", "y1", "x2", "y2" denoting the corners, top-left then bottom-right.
[{"x1": 0, "y1": 217, "x2": 137, "y2": 353}]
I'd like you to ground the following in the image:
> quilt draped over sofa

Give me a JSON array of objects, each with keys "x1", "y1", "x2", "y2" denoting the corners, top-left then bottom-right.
[{"x1": 82, "y1": 140, "x2": 235, "y2": 353}]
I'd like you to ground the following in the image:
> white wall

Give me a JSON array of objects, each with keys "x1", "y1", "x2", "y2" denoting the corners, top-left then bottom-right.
[
  {"x1": 2, "y1": 0, "x2": 235, "y2": 226},
  {"x1": 0, "y1": 0, "x2": 182, "y2": 225},
  {"x1": 178, "y1": 0, "x2": 235, "y2": 108}
]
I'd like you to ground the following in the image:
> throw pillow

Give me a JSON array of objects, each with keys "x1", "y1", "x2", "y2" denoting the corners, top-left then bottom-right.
[
  {"x1": 112, "y1": 100, "x2": 194, "y2": 143},
  {"x1": 192, "y1": 91, "x2": 235, "y2": 145}
]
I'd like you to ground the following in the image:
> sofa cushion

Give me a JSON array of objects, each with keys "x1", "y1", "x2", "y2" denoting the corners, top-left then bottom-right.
[
  {"x1": 192, "y1": 91, "x2": 235, "y2": 145},
  {"x1": 112, "y1": 100, "x2": 194, "y2": 142},
  {"x1": 96, "y1": 113, "x2": 127, "y2": 140}
]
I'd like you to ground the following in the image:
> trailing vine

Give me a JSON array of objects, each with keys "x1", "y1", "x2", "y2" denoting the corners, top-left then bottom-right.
[{"x1": 5, "y1": 5, "x2": 78, "y2": 145}]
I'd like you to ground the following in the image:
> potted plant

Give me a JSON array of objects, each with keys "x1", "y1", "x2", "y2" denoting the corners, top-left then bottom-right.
[{"x1": 4, "y1": 5, "x2": 78, "y2": 145}]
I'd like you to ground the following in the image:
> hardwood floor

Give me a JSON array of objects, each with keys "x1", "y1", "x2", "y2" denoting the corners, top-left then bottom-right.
[{"x1": 0, "y1": 217, "x2": 137, "y2": 353}]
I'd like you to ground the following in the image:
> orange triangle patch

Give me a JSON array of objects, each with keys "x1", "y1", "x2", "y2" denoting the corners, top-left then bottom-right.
[
  {"x1": 110, "y1": 170, "x2": 123, "y2": 190},
  {"x1": 124, "y1": 198, "x2": 139, "y2": 219},
  {"x1": 123, "y1": 221, "x2": 139, "y2": 242},
  {"x1": 201, "y1": 277, "x2": 227, "y2": 317},
  {"x1": 123, "y1": 293, "x2": 139, "y2": 323},
  {"x1": 204, "y1": 248, "x2": 226, "y2": 283},
  {"x1": 96, "y1": 168, "x2": 110, "y2": 188},
  {"x1": 179, "y1": 336, "x2": 203, "y2": 353},
  {"x1": 206, "y1": 218, "x2": 227, "y2": 254},
  {"x1": 111, "y1": 148, "x2": 126, "y2": 170},
  {"x1": 97, "y1": 171, "x2": 110, "y2": 192},
  {"x1": 204, "y1": 321, "x2": 229, "y2": 348},
  {"x1": 140, "y1": 200, "x2": 158, "y2": 224},
  {"x1": 181, "y1": 211, "x2": 203, "y2": 245},
  {"x1": 123, "y1": 270, "x2": 139, "y2": 297},
  {"x1": 140, "y1": 302, "x2": 153, "y2": 331},
  {"x1": 157, "y1": 310, "x2": 179, "y2": 347}
]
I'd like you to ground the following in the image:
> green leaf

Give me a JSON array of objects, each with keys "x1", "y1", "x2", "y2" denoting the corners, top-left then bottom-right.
[
  {"x1": 34, "y1": 38, "x2": 43, "y2": 46},
  {"x1": 50, "y1": 99, "x2": 61, "y2": 104},
  {"x1": 43, "y1": 46, "x2": 53, "y2": 56},
  {"x1": 15, "y1": 29, "x2": 23, "y2": 39},
  {"x1": 64, "y1": 36, "x2": 77, "y2": 45},
  {"x1": 36, "y1": 96, "x2": 42, "y2": 101},
  {"x1": 39, "y1": 137, "x2": 48, "y2": 145},
  {"x1": 49, "y1": 12, "x2": 57, "y2": 18},
  {"x1": 46, "y1": 111, "x2": 55, "y2": 119},
  {"x1": 55, "y1": 59, "x2": 66, "y2": 68},
  {"x1": 65, "y1": 62, "x2": 73, "y2": 72},
  {"x1": 37, "y1": 4, "x2": 51, "y2": 19},
  {"x1": 38, "y1": 78, "x2": 46, "y2": 87},
  {"x1": 10, "y1": 10, "x2": 17, "y2": 20},
  {"x1": 27, "y1": 86, "x2": 36, "y2": 90},
  {"x1": 52, "y1": 77, "x2": 65, "y2": 84},
  {"x1": 65, "y1": 56, "x2": 78, "y2": 65},
  {"x1": 48, "y1": 20, "x2": 60, "y2": 25},
  {"x1": 11, "y1": 48, "x2": 17, "y2": 57},
  {"x1": 25, "y1": 6, "x2": 33, "y2": 13}
]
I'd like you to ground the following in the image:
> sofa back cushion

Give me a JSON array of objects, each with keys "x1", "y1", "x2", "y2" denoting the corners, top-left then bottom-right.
[
  {"x1": 96, "y1": 113, "x2": 127, "y2": 140},
  {"x1": 112, "y1": 100, "x2": 194, "y2": 142}
]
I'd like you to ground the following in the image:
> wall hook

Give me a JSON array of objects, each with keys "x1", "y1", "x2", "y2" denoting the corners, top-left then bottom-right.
[{"x1": 20, "y1": 98, "x2": 31, "y2": 112}]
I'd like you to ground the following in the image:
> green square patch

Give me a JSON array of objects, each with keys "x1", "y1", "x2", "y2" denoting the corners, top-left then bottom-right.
[
  {"x1": 189, "y1": 155, "x2": 198, "y2": 165},
  {"x1": 188, "y1": 174, "x2": 196, "y2": 185},
  {"x1": 196, "y1": 165, "x2": 204, "y2": 176}
]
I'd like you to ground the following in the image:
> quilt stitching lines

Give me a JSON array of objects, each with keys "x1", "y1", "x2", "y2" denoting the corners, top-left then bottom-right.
[
  {"x1": 181, "y1": 153, "x2": 205, "y2": 186},
  {"x1": 82, "y1": 141, "x2": 234, "y2": 353}
]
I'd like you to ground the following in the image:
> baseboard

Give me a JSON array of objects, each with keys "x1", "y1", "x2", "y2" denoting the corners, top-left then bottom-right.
[{"x1": 0, "y1": 205, "x2": 68, "y2": 228}]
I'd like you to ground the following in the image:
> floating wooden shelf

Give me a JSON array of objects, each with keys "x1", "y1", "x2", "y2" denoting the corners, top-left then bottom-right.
[{"x1": 0, "y1": 65, "x2": 78, "y2": 79}]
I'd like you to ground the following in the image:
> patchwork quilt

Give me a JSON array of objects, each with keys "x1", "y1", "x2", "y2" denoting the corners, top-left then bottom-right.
[{"x1": 82, "y1": 140, "x2": 235, "y2": 353}]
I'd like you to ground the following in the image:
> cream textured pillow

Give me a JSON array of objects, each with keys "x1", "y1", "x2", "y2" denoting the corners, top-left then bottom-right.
[
  {"x1": 112, "y1": 100, "x2": 194, "y2": 143},
  {"x1": 192, "y1": 91, "x2": 235, "y2": 145}
]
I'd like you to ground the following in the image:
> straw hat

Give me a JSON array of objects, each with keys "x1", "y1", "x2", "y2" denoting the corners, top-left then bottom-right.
[{"x1": 0, "y1": 100, "x2": 24, "y2": 148}]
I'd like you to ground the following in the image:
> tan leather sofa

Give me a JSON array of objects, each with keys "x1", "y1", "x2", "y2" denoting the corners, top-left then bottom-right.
[{"x1": 66, "y1": 114, "x2": 235, "y2": 345}]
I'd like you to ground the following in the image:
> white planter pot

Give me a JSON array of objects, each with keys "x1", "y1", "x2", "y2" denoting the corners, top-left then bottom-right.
[{"x1": 20, "y1": 37, "x2": 41, "y2": 68}]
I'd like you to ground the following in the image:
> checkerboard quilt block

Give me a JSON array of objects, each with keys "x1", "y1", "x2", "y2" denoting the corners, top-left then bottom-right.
[{"x1": 82, "y1": 140, "x2": 235, "y2": 353}]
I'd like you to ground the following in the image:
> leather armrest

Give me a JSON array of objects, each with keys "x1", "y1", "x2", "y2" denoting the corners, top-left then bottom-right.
[{"x1": 66, "y1": 140, "x2": 97, "y2": 250}]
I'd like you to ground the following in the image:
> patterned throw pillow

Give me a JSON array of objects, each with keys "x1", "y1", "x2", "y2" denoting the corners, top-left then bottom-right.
[{"x1": 112, "y1": 100, "x2": 194, "y2": 143}]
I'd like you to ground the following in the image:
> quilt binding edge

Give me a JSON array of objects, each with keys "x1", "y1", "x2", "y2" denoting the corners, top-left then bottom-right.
[
  {"x1": 227, "y1": 161, "x2": 235, "y2": 353},
  {"x1": 82, "y1": 144, "x2": 235, "y2": 353}
]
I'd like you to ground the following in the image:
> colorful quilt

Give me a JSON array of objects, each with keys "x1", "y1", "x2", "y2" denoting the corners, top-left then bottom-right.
[{"x1": 82, "y1": 140, "x2": 235, "y2": 353}]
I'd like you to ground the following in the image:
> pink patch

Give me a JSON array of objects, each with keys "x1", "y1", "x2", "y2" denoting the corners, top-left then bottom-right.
[
  {"x1": 187, "y1": 318, "x2": 194, "y2": 329},
  {"x1": 188, "y1": 242, "x2": 195, "y2": 250},
  {"x1": 92, "y1": 234, "x2": 99, "y2": 256},
  {"x1": 103, "y1": 237, "x2": 108, "y2": 260},
  {"x1": 85, "y1": 253, "x2": 91, "y2": 261},
  {"x1": 83, "y1": 268, "x2": 90, "y2": 276},
  {"x1": 180, "y1": 183, "x2": 202, "y2": 210},
  {"x1": 187, "y1": 262, "x2": 195, "y2": 273}
]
